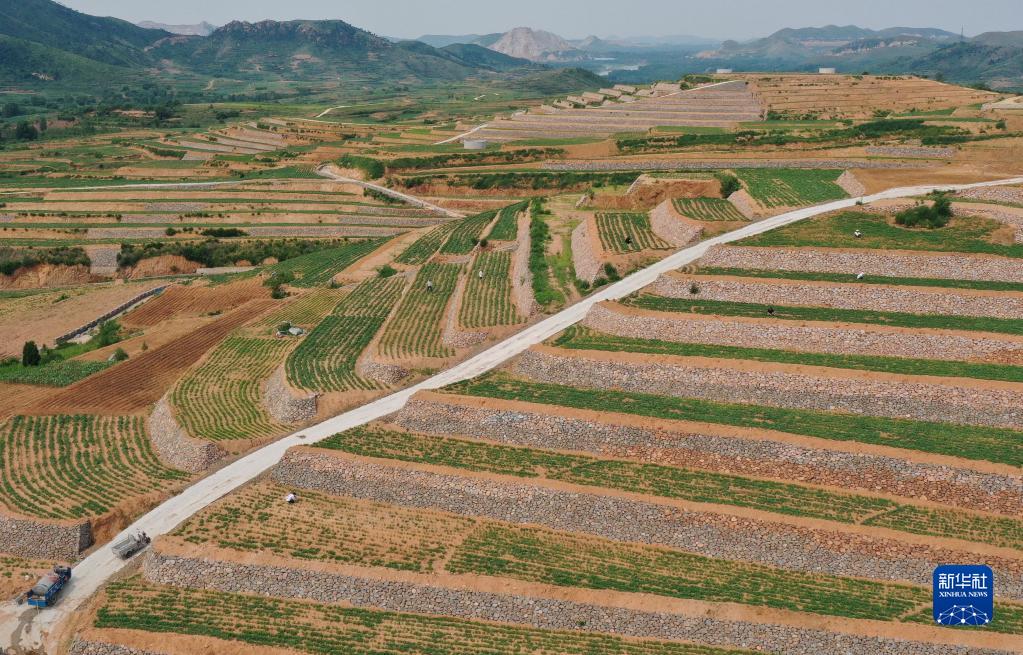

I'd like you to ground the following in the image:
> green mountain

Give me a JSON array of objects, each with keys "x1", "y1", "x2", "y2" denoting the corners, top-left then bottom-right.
[
  {"x1": 0, "y1": 0, "x2": 167, "y2": 67},
  {"x1": 439, "y1": 43, "x2": 536, "y2": 71}
]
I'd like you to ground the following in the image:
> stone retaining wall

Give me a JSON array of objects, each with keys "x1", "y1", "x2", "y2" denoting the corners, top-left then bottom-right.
[
  {"x1": 571, "y1": 219, "x2": 601, "y2": 284},
  {"x1": 271, "y1": 451, "x2": 1023, "y2": 598},
  {"x1": 55, "y1": 285, "x2": 168, "y2": 344},
  {"x1": 582, "y1": 302, "x2": 1023, "y2": 364},
  {"x1": 698, "y1": 244, "x2": 1023, "y2": 284},
  {"x1": 543, "y1": 159, "x2": 917, "y2": 171},
  {"x1": 959, "y1": 186, "x2": 1023, "y2": 205},
  {"x1": 864, "y1": 146, "x2": 956, "y2": 159},
  {"x1": 0, "y1": 513, "x2": 91, "y2": 560},
  {"x1": 654, "y1": 274, "x2": 1023, "y2": 320},
  {"x1": 649, "y1": 200, "x2": 702, "y2": 247},
  {"x1": 513, "y1": 347, "x2": 1023, "y2": 430},
  {"x1": 140, "y1": 550, "x2": 1009, "y2": 655},
  {"x1": 444, "y1": 269, "x2": 488, "y2": 349},
  {"x1": 394, "y1": 395, "x2": 1022, "y2": 516},
  {"x1": 262, "y1": 365, "x2": 317, "y2": 424},
  {"x1": 836, "y1": 170, "x2": 866, "y2": 197},
  {"x1": 510, "y1": 212, "x2": 536, "y2": 317},
  {"x1": 69, "y1": 641, "x2": 164, "y2": 655},
  {"x1": 727, "y1": 190, "x2": 758, "y2": 218},
  {"x1": 147, "y1": 395, "x2": 225, "y2": 473}
]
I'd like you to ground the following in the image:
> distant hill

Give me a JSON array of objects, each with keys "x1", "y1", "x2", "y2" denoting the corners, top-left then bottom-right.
[
  {"x1": 487, "y1": 27, "x2": 582, "y2": 62},
  {"x1": 137, "y1": 20, "x2": 217, "y2": 37},
  {"x1": 972, "y1": 31, "x2": 1023, "y2": 48},
  {"x1": 417, "y1": 33, "x2": 500, "y2": 48},
  {"x1": 0, "y1": 1, "x2": 598, "y2": 94},
  {"x1": 0, "y1": 0, "x2": 167, "y2": 68}
]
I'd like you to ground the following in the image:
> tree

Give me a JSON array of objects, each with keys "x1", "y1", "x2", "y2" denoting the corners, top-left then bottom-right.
[
  {"x1": 715, "y1": 172, "x2": 741, "y2": 198},
  {"x1": 111, "y1": 348, "x2": 129, "y2": 362},
  {"x1": 22, "y1": 341, "x2": 41, "y2": 367},
  {"x1": 15, "y1": 121, "x2": 38, "y2": 141},
  {"x1": 38, "y1": 117, "x2": 47, "y2": 133},
  {"x1": 1, "y1": 103, "x2": 21, "y2": 118}
]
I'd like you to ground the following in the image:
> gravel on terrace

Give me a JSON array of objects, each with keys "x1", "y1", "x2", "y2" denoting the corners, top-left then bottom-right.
[
  {"x1": 582, "y1": 302, "x2": 1023, "y2": 365},
  {"x1": 138, "y1": 551, "x2": 1012, "y2": 655},
  {"x1": 699, "y1": 244, "x2": 1023, "y2": 284},
  {"x1": 513, "y1": 347, "x2": 1023, "y2": 430},
  {"x1": 394, "y1": 395, "x2": 1023, "y2": 516},
  {"x1": 654, "y1": 274, "x2": 1023, "y2": 320},
  {"x1": 271, "y1": 450, "x2": 1023, "y2": 598}
]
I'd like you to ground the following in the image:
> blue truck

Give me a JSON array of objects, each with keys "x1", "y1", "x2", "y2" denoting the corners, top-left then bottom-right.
[{"x1": 26, "y1": 566, "x2": 71, "y2": 608}]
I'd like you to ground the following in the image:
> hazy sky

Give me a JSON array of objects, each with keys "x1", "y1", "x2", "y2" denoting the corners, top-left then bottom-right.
[{"x1": 58, "y1": 0, "x2": 1021, "y2": 40}]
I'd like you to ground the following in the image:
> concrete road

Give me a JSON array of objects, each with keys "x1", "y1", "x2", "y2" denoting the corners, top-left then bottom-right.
[{"x1": 4, "y1": 175, "x2": 1022, "y2": 653}]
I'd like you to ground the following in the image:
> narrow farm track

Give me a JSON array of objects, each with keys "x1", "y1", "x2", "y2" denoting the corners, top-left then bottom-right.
[
  {"x1": 316, "y1": 164, "x2": 464, "y2": 218},
  {"x1": 5, "y1": 175, "x2": 1023, "y2": 653}
]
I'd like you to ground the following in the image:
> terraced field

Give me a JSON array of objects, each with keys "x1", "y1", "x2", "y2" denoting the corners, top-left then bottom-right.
[
  {"x1": 394, "y1": 221, "x2": 458, "y2": 264},
  {"x1": 93, "y1": 578, "x2": 758, "y2": 655},
  {"x1": 595, "y1": 213, "x2": 672, "y2": 253},
  {"x1": 378, "y1": 263, "x2": 462, "y2": 360},
  {"x1": 485, "y1": 201, "x2": 529, "y2": 241},
  {"x1": 0, "y1": 415, "x2": 186, "y2": 520},
  {"x1": 735, "y1": 169, "x2": 848, "y2": 208},
  {"x1": 440, "y1": 210, "x2": 496, "y2": 255},
  {"x1": 673, "y1": 198, "x2": 747, "y2": 222},
  {"x1": 171, "y1": 336, "x2": 291, "y2": 442},
  {"x1": 322, "y1": 426, "x2": 1023, "y2": 548},
  {"x1": 459, "y1": 251, "x2": 522, "y2": 328},
  {"x1": 287, "y1": 277, "x2": 407, "y2": 391},
  {"x1": 269, "y1": 238, "x2": 386, "y2": 287}
]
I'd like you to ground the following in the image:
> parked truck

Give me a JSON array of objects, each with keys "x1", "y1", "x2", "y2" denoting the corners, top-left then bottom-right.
[
  {"x1": 26, "y1": 566, "x2": 71, "y2": 608},
  {"x1": 112, "y1": 531, "x2": 151, "y2": 559}
]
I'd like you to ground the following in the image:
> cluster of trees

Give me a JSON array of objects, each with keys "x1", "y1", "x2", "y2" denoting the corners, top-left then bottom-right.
[
  {"x1": 402, "y1": 171, "x2": 640, "y2": 191},
  {"x1": 895, "y1": 194, "x2": 953, "y2": 229},
  {"x1": 116, "y1": 238, "x2": 351, "y2": 270},
  {"x1": 385, "y1": 148, "x2": 565, "y2": 173},
  {"x1": 0, "y1": 246, "x2": 90, "y2": 276}
]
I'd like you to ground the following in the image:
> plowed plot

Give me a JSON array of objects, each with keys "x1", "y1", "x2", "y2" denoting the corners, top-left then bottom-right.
[
  {"x1": 595, "y1": 213, "x2": 671, "y2": 253},
  {"x1": 673, "y1": 198, "x2": 746, "y2": 222},
  {"x1": 395, "y1": 221, "x2": 458, "y2": 265},
  {"x1": 171, "y1": 336, "x2": 291, "y2": 442},
  {"x1": 735, "y1": 169, "x2": 847, "y2": 208},
  {"x1": 96, "y1": 578, "x2": 757, "y2": 655},
  {"x1": 459, "y1": 251, "x2": 521, "y2": 328},
  {"x1": 0, "y1": 414, "x2": 186, "y2": 520},
  {"x1": 287, "y1": 277, "x2": 406, "y2": 391},
  {"x1": 269, "y1": 238, "x2": 386, "y2": 288},
  {"x1": 30, "y1": 301, "x2": 276, "y2": 414},
  {"x1": 122, "y1": 278, "x2": 265, "y2": 328},
  {"x1": 378, "y1": 263, "x2": 461, "y2": 360},
  {"x1": 0, "y1": 282, "x2": 163, "y2": 358},
  {"x1": 173, "y1": 482, "x2": 473, "y2": 571}
]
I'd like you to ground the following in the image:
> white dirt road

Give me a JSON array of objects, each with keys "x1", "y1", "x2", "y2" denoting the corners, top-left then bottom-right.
[{"x1": 3, "y1": 175, "x2": 1023, "y2": 654}]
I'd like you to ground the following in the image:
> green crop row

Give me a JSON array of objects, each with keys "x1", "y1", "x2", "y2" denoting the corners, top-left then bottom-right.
[
  {"x1": 395, "y1": 221, "x2": 459, "y2": 264},
  {"x1": 171, "y1": 336, "x2": 290, "y2": 442},
  {"x1": 734, "y1": 169, "x2": 847, "y2": 208},
  {"x1": 0, "y1": 415, "x2": 186, "y2": 520},
  {"x1": 459, "y1": 250, "x2": 522, "y2": 329},
  {"x1": 96, "y1": 578, "x2": 760, "y2": 655},
  {"x1": 485, "y1": 201, "x2": 529, "y2": 241},
  {"x1": 626, "y1": 294, "x2": 1023, "y2": 336},
  {"x1": 446, "y1": 372, "x2": 1023, "y2": 468},
  {"x1": 553, "y1": 324, "x2": 1023, "y2": 384},
  {"x1": 595, "y1": 212, "x2": 671, "y2": 253},
  {"x1": 739, "y1": 210, "x2": 1023, "y2": 258},
  {"x1": 440, "y1": 210, "x2": 497, "y2": 254},
  {"x1": 287, "y1": 277, "x2": 406, "y2": 391},
  {"x1": 696, "y1": 266, "x2": 1023, "y2": 293},
  {"x1": 0, "y1": 358, "x2": 111, "y2": 387},
  {"x1": 320, "y1": 426, "x2": 1022, "y2": 549},
  {"x1": 378, "y1": 262, "x2": 461, "y2": 359},
  {"x1": 269, "y1": 238, "x2": 385, "y2": 288},
  {"x1": 673, "y1": 198, "x2": 747, "y2": 222}
]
